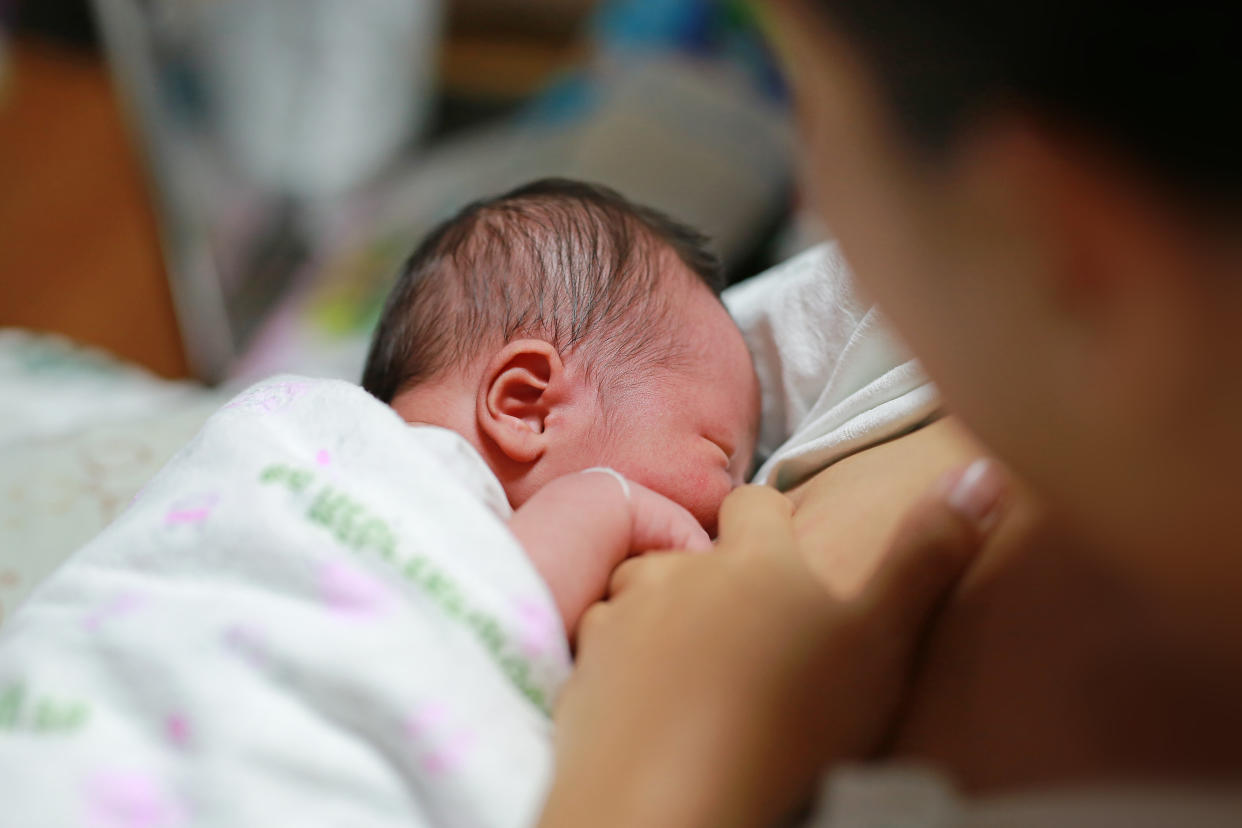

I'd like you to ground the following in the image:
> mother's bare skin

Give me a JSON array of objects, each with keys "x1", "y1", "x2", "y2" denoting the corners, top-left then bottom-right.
[
  {"x1": 790, "y1": 418, "x2": 1242, "y2": 792},
  {"x1": 788, "y1": 416, "x2": 989, "y2": 597}
]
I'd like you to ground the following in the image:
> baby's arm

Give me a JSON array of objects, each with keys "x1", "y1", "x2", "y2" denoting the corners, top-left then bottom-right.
[{"x1": 509, "y1": 469, "x2": 711, "y2": 636}]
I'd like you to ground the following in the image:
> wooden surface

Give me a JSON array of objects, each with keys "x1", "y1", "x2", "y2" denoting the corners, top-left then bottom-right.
[{"x1": 0, "y1": 39, "x2": 189, "y2": 379}]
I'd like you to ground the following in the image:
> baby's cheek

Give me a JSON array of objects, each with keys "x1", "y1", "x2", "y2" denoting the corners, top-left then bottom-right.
[
  {"x1": 660, "y1": 466, "x2": 732, "y2": 537},
  {"x1": 609, "y1": 455, "x2": 730, "y2": 534}
]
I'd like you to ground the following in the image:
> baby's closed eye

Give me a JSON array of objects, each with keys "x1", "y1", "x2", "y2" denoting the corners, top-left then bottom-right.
[{"x1": 704, "y1": 435, "x2": 735, "y2": 464}]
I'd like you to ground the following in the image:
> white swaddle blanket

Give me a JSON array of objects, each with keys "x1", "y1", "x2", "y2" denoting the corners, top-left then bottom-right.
[{"x1": 0, "y1": 376, "x2": 568, "y2": 827}]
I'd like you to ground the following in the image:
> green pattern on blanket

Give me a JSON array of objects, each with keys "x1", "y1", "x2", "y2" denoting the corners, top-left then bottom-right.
[
  {"x1": 0, "y1": 682, "x2": 91, "y2": 734},
  {"x1": 259, "y1": 463, "x2": 548, "y2": 713}
]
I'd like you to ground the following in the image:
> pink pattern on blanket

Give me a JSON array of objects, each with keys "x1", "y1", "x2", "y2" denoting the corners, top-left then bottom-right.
[
  {"x1": 317, "y1": 560, "x2": 392, "y2": 617},
  {"x1": 162, "y1": 493, "x2": 219, "y2": 526},
  {"x1": 421, "y1": 729, "x2": 476, "y2": 775},
  {"x1": 404, "y1": 701, "x2": 448, "y2": 738},
  {"x1": 164, "y1": 714, "x2": 192, "y2": 749},
  {"x1": 84, "y1": 769, "x2": 185, "y2": 828},
  {"x1": 82, "y1": 592, "x2": 146, "y2": 632},
  {"x1": 514, "y1": 597, "x2": 560, "y2": 658},
  {"x1": 405, "y1": 702, "x2": 476, "y2": 776}
]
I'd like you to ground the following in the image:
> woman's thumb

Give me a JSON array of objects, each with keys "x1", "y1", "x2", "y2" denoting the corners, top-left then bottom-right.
[{"x1": 863, "y1": 459, "x2": 1007, "y2": 633}]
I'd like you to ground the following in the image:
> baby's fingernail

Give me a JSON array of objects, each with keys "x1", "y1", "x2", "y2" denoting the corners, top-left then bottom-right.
[{"x1": 936, "y1": 458, "x2": 1006, "y2": 532}]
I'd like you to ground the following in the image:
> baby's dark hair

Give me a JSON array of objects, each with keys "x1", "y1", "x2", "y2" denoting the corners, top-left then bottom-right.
[{"x1": 362, "y1": 178, "x2": 723, "y2": 403}]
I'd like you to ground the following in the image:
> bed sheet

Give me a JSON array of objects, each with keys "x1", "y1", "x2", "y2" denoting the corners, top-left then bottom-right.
[{"x1": 0, "y1": 331, "x2": 225, "y2": 625}]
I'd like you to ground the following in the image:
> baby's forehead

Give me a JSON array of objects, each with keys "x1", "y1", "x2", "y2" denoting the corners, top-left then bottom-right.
[{"x1": 641, "y1": 294, "x2": 759, "y2": 434}]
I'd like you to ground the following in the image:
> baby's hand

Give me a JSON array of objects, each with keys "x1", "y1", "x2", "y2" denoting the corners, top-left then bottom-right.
[
  {"x1": 614, "y1": 475, "x2": 713, "y2": 555},
  {"x1": 509, "y1": 469, "x2": 713, "y2": 636}
]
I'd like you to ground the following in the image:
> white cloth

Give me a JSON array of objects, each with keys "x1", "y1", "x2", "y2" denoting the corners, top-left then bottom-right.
[
  {"x1": 0, "y1": 376, "x2": 568, "y2": 827},
  {"x1": 811, "y1": 765, "x2": 1242, "y2": 827},
  {"x1": 723, "y1": 242, "x2": 940, "y2": 490}
]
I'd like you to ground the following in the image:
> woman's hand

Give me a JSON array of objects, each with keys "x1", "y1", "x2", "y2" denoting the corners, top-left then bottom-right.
[{"x1": 540, "y1": 461, "x2": 1006, "y2": 828}]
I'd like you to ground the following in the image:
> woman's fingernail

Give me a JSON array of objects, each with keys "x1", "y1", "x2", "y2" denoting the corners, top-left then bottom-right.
[{"x1": 937, "y1": 458, "x2": 1006, "y2": 532}]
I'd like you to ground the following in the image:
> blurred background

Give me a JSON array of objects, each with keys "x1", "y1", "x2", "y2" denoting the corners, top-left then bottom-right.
[
  {"x1": 0, "y1": 0, "x2": 830, "y2": 621},
  {"x1": 0, "y1": 0, "x2": 821, "y2": 385}
]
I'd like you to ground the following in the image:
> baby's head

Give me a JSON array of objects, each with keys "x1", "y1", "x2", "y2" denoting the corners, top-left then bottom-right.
[{"x1": 362, "y1": 178, "x2": 759, "y2": 534}]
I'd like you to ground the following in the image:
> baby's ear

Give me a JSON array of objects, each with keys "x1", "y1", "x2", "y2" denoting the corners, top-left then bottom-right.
[{"x1": 477, "y1": 339, "x2": 563, "y2": 464}]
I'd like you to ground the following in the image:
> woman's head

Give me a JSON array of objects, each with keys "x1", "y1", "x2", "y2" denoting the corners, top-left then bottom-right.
[{"x1": 769, "y1": 0, "x2": 1242, "y2": 558}]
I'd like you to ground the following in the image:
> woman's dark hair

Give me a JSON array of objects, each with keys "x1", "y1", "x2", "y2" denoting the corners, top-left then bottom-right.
[{"x1": 813, "y1": 2, "x2": 1240, "y2": 205}]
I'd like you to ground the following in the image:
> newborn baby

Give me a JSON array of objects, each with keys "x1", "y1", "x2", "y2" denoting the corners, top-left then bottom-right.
[
  {"x1": 362, "y1": 178, "x2": 760, "y2": 632},
  {"x1": 0, "y1": 179, "x2": 759, "y2": 828}
]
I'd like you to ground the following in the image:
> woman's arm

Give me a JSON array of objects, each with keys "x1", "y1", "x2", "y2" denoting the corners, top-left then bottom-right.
[{"x1": 540, "y1": 463, "x2": 1005, "y2": 828}]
